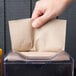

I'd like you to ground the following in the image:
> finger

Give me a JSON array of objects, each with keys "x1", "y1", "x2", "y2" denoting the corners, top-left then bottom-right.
[
  {"x1": 32, "y1": 11, "x2": 52, "y2": 28},
  {"x1": 31, "y1": 3, "x2": 41, "y2": 21}
]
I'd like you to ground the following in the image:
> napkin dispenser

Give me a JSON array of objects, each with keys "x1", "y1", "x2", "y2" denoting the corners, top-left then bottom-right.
[{"x1": 4, "y1": 18, "x2": 74, "y2": 76}]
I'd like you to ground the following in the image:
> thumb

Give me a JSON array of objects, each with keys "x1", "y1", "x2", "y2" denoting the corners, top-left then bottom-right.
[{"x1": 32, "y1": 11, "x2": 52, "y2": 28}]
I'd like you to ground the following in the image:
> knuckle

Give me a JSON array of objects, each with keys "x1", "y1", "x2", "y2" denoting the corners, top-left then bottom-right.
[{"x1": 36, "y1": 1, "x2": 39, "y2": 6}]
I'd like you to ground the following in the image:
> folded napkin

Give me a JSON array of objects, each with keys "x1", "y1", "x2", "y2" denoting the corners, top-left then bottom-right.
[
  {"x1": 4, "y1": 52, "x2": 70, "y2": 61},
  {"x1": 9, "y1": 18, "x2": 66, "y2": 52}
]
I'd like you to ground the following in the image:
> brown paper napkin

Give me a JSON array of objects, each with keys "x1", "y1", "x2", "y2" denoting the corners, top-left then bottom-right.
[
  {"x1": 9, "y1": 19, "x2": 34, "y2": 52},
  {"x1": 9, "y1": 18, "x2": 66, "y2": 52}
]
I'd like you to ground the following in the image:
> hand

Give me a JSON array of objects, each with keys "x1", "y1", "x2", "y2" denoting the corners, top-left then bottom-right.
[{"x1": 32, "y1": 0, "x2": 72, "y2": 28}]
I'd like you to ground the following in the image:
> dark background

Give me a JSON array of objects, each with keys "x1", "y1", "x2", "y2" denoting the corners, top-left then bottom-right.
[{"x1": 0, "y1": 0, "x2": 76, "y2": 68}]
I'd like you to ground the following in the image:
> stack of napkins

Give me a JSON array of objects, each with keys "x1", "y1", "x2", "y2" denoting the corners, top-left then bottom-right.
[
  {"x1": 4, "y1": 52, "x2": 70, "y2": 61},
  {"x1": 5, "y1": 18, "x2": 70, "y2": 61}
]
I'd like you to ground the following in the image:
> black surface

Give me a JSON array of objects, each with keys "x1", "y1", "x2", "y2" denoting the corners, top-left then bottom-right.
[
  {"x1": 0, "y1": 0, "x2": 4, "y2": 50},
  {"x1": 4, "y1": 59, "x2": 73, "y2": 76},
  {"x1": 74, "y1": 69, "x2": 76, "y2": 76}
]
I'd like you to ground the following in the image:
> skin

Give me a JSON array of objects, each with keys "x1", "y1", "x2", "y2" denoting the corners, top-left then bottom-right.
[{"x1": 32, "y1": 0, "x2": 72, "y2": 28}]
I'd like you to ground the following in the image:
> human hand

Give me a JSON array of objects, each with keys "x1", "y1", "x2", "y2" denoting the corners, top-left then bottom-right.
[{"x1": 32, "y1": 0, "x2": 72, "y2": 28}]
